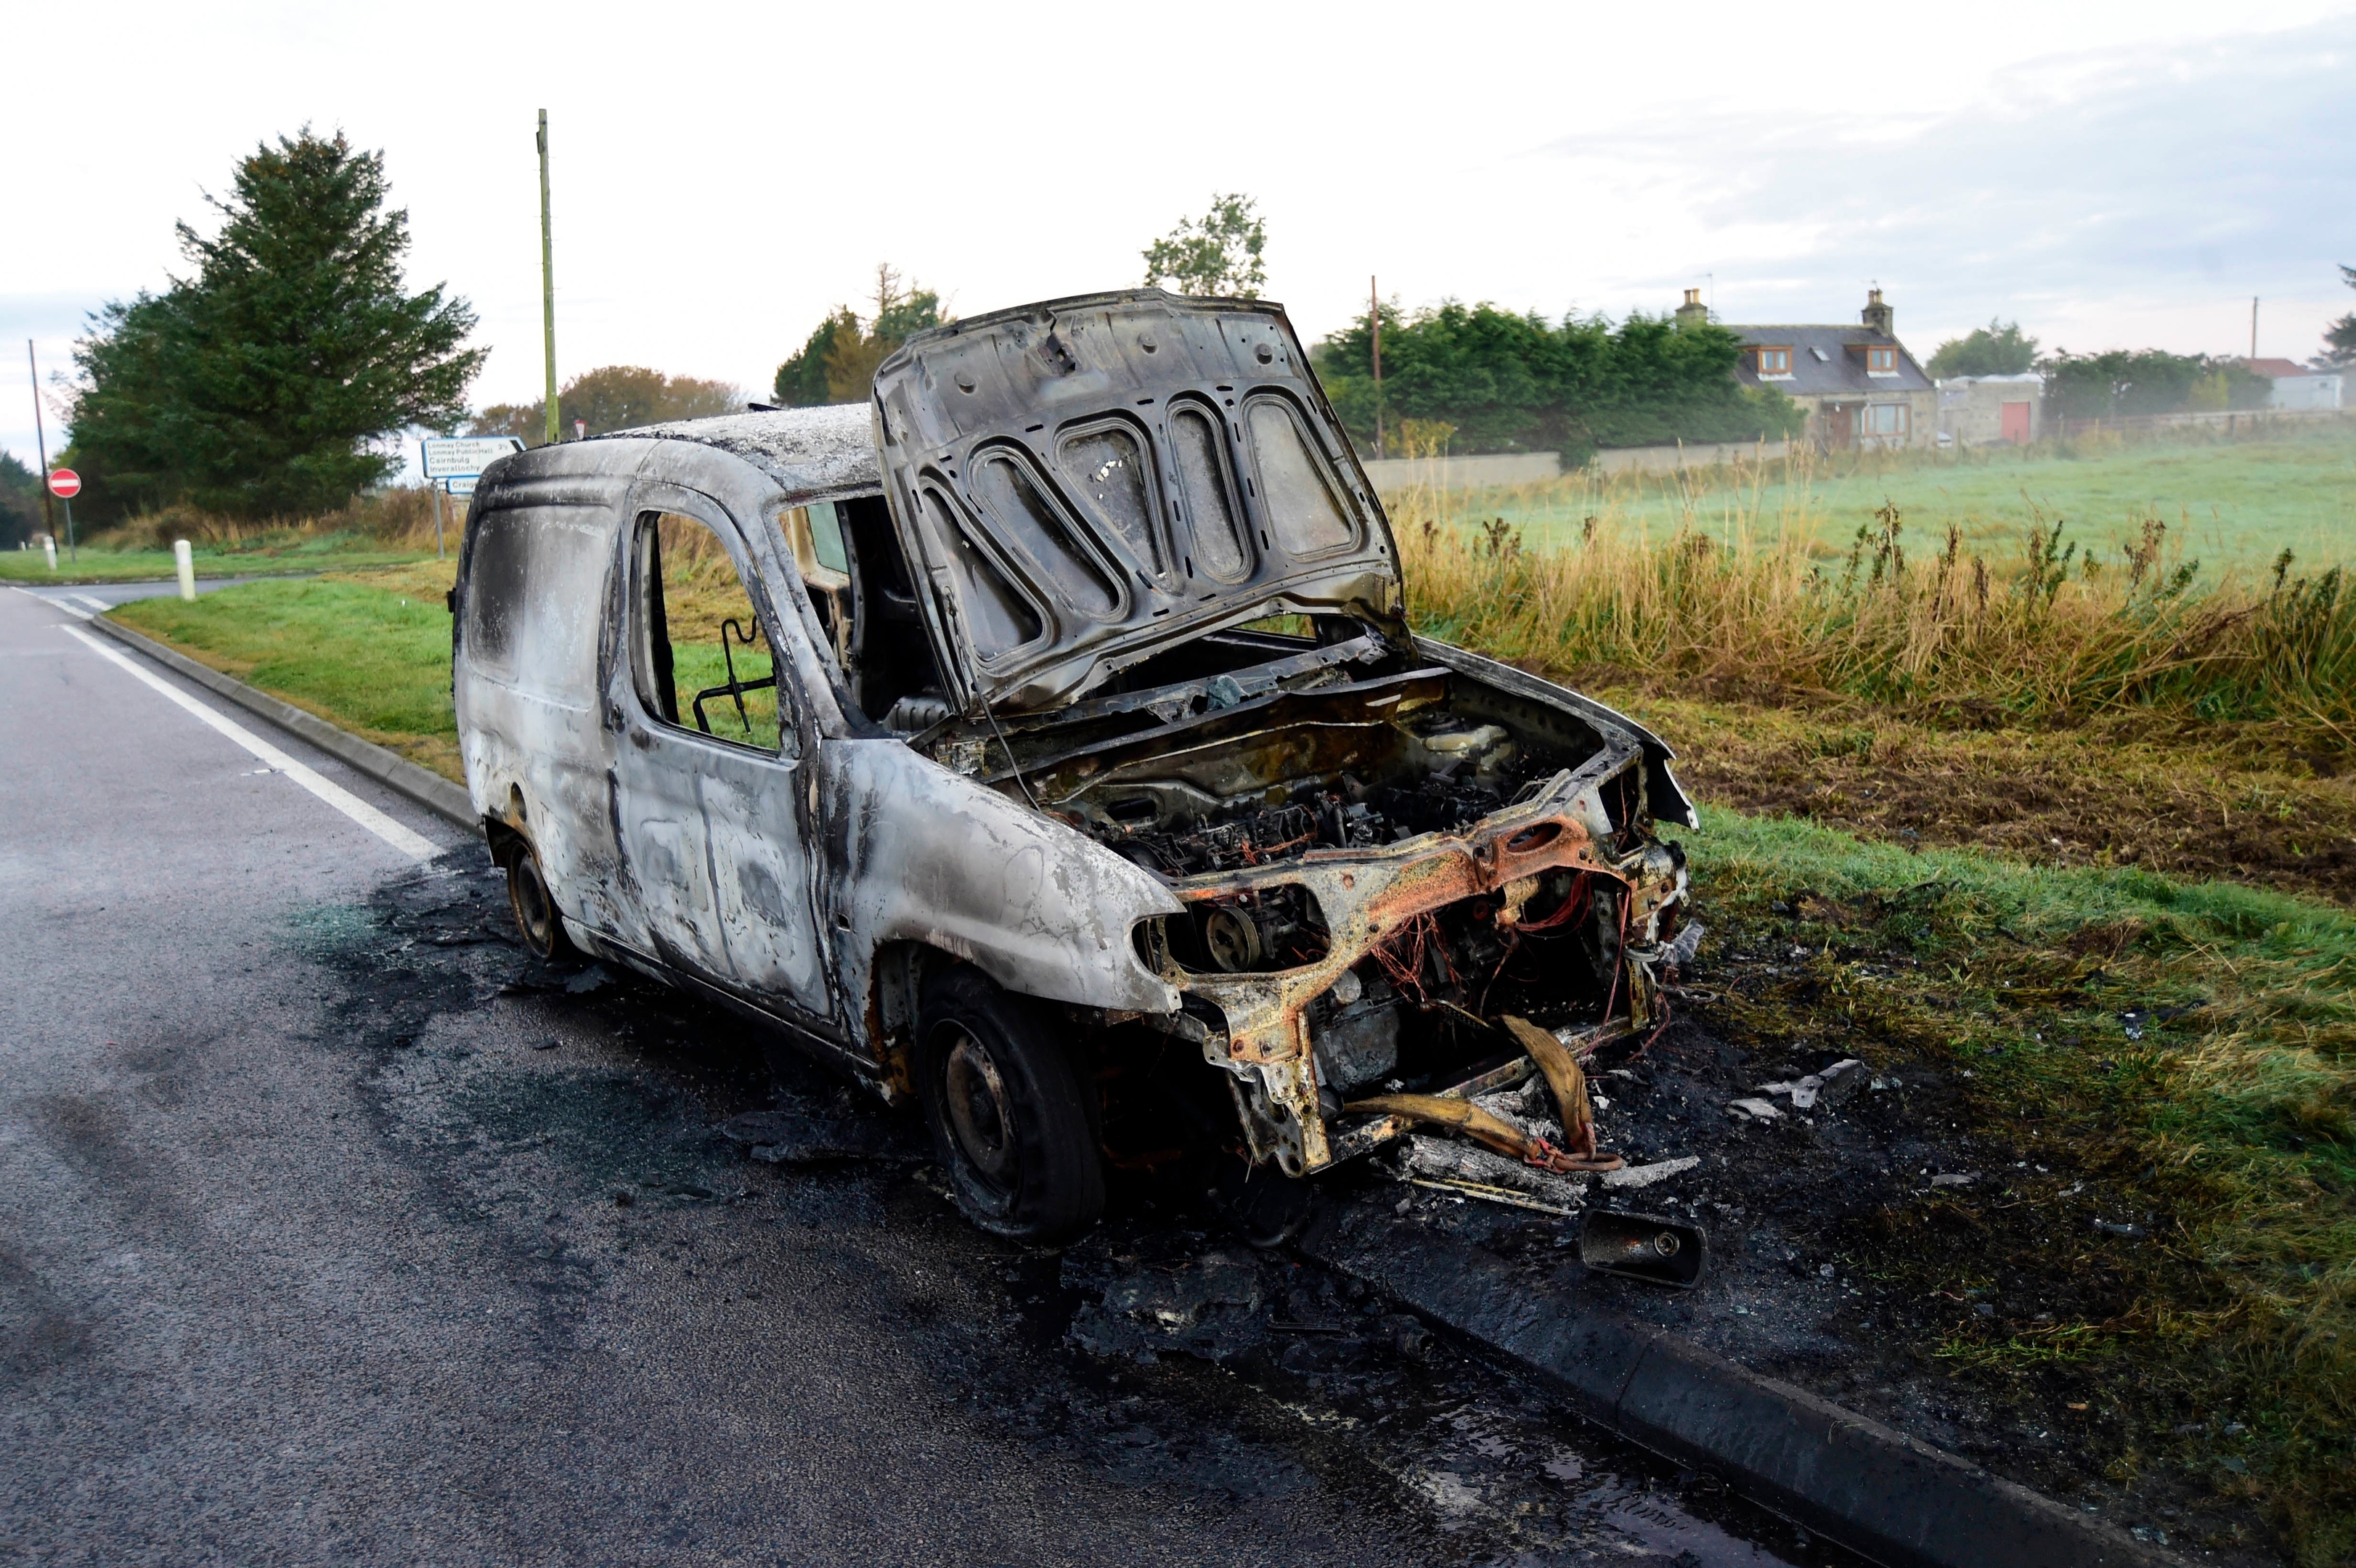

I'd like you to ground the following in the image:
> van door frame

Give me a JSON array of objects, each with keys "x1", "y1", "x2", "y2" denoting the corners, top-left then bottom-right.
[{"x1": 603, "y1": 478, "x2": 842, "y2": 1041}]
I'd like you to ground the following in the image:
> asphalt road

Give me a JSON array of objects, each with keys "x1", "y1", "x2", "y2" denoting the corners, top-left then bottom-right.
[{"x1": 0, "y1": 585, "x2": 1829, "y2": 1567}]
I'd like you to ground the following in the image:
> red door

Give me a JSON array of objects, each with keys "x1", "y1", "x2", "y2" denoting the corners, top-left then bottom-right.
[
  {"x1": 1826, "y1": 404, "x2": 1854, "y2": 449},
  {"x1": 2000, "y1": 401, "x2": 2031, "y2": 443}
]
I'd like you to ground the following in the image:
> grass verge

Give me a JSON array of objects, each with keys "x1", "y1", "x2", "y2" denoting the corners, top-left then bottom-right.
[
  {"x1": 108, "y1": 567, "x2": 460, "y2": 779},
  {"x1": 1, "y1": 533, "x2": 436, "y2": 584}
]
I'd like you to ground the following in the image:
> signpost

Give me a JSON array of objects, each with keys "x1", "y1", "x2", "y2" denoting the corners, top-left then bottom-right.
[
  {"x1": 46, "y1": 467, "x2": 80, "y2": 565},
  {"x1": 419, "y1": 436, "x2": 524, "y2": 558}
]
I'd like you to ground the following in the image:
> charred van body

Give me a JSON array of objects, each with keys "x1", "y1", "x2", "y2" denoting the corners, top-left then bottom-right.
[{"x1": 451, "y1": 289, "x2": 1695, "y2": 1242}]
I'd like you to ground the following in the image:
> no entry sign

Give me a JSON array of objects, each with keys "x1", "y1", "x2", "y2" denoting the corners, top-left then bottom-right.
[{"x1": 46, "y1": 468, "x2": 80, "y2": 499}]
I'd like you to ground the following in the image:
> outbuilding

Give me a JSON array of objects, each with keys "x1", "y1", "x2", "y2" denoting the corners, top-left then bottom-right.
[{"x1": 1936, "y1": 372, "x2": 2045, "y2": 446}]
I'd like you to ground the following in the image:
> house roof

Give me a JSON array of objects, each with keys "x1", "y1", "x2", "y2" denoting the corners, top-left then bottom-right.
[
  {"x1": 2245, "y1": 357, "x2": 2311, "y2": 380},
  {"x1": 1727, "y1": 325, "x2": 1933, "y2": 396}
]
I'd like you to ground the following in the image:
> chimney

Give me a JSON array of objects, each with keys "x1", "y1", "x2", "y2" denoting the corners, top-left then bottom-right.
[
  {"x1": 1861, "y1": 287, "x2": 1893, "y2": 336},
  {"x1": 1674, "y1": 287, "x2": 1709, "y2": 331}
]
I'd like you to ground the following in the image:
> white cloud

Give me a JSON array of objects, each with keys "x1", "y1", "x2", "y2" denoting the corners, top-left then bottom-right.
[{"x1": 3, "y1": 0, "x2": 2352, "y2": 469}]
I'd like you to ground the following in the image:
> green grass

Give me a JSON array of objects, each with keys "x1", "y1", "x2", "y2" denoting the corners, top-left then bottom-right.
[
  {"x1": 1, "y1": 535, "x2": 434, "y2": 584},
  {"x1": 110, "y1": 577, "x2": 460, "y2": 778},
  {"x1": 1691, "y1": 805, "x2": 2355, "y2": 1561},
  {"x1": 1451, "y1": 422, "x2": 2356, "y2": 573}
]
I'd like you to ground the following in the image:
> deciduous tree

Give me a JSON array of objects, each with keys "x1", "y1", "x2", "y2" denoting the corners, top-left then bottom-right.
[
  {"x1": 1925, "y1": 319, "x2": 2039, "y2": 378},
  {"x1": 1141, "y1": 195, "x2": 1267, "y2": 299},
  {"x1": 473, "y1": 367, "x2": 743, "y2": 441}
]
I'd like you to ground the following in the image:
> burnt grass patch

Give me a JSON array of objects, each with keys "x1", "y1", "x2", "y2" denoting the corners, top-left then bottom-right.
[
  {"x1": 282, "y1": 854, "x2": 1860, "y2": 1566},
  {"x1": 1613, "y1": 862, "x2": 2355, "y2": 1567},
  {"x1": 278, "y1": 844, "x2": 2351, "y2": 1563}
]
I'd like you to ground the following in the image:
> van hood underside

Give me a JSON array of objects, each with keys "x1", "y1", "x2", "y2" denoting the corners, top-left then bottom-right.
[{"x1": 871, "y1": 290, "x2": 1406, "y2": 716}]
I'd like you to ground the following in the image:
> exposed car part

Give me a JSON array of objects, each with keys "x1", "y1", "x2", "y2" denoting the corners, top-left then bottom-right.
[
  {"x1": 499, "y1": 836, "x2": 573, "y2": 961},
  {"x1": 1578, "y1": 1209, "x2": 1711, "y2": 1289},
  {"x1": 916, "y1": 965, "x2": 1105, "y2": 1243}
]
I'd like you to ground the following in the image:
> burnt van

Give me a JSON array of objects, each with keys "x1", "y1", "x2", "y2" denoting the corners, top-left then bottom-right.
[{"x1": 452, "y1": 288, "x2": 1695, "y2": 1244}]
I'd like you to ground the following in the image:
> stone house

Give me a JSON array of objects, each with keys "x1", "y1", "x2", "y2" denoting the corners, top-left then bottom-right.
[
  {"x1": 1684, "y1": 287, "x2": 1938, "y2": 450},
  {"x1": 1937, "y1": 372, "x2": 2045, "y2": 446}
]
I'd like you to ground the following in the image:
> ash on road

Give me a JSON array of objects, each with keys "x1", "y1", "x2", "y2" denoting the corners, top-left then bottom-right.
[{"x1": 0, "y1": 587, "x2": 1834, "y2": 1566}]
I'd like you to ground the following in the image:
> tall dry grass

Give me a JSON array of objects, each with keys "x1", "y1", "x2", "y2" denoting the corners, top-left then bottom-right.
[
  {"x1": 105, "y1": 484, "x2": 458, "y2": 552},
  {"x1": 1391, "y1": 465, "x2": 2356, "y2": 753}
]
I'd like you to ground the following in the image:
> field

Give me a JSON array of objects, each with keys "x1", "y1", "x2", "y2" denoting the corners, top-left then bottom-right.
[
  {"x1": 1451, "y1": 418, "x2": 2356, "y2": 573},
  {"x1": 102, "y1": 425, "x2": 2356, "y2": 1561}
]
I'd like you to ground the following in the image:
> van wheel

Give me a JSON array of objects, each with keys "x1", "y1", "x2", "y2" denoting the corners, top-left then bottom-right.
[
  {"x1": 916, "y1": 968, "x2": 1104, "y2": 1245},
  {"x1": 502, "y1": 840, "x2": 574, "y2": 961}
]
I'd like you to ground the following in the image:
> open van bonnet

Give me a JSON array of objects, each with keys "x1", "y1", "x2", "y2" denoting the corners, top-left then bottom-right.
[{"x1": 870, "y1": 289, "x2": 1410, "y2": 716}]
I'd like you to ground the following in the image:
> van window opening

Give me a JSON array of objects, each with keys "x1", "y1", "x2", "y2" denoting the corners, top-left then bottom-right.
[{"x1": 631, "y1": 510, "x2": 785, "y2": 751}]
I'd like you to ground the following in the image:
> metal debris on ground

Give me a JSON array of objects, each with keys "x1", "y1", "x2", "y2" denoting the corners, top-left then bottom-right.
[
  {"x1": 1599, "y1": 1155, "x2": 1699, "y2": 1190},
  {"x1": 1578, "y1": 1208, "x2": 1709, "y2": 1289},
  {"x1": 1726, "y1": 1098, "x2": 1783, "y2": 1122},
  {"x1": 1398, "y1": 1132, "x2": 1586, "y2": 1204},
  {"x1": 1754, "y1": 1057, "x2": 1869, "y2": 1110}
]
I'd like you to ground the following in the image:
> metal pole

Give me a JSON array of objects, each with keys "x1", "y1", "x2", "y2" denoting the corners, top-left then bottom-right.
[
  {"x1": 539, "y1": 110, "x2": 558, "y2": 449},
  {"x1": 431, "y1": 482, "x2": 446, "y2": 560},
  {"x1": 2250, "y1": 296, "x2": 2259, "y2": 362},
  {"x1": 27, "y1": 340, "x2": 54, "y2": 550},
  {"x1": 62, "y1": 496, "x2": 76, "y2": 563},
  {"x1": 1370, "y1": 275, "x2": 1383, "y2": 460}
]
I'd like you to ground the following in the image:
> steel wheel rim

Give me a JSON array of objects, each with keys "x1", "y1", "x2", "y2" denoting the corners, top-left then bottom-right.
[
  {"x1": 511, "y1": 859, "x2": 555, "y2": 953},
  {"x1": 941, "y1": 1029, "x2": 1017, "y2": 1188}
]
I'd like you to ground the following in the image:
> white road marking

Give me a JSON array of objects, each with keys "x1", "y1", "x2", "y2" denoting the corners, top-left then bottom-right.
[
  {"x1": 60, "y1": 626, "x2": 438, "y2": 862},
  {"x1": 72, "y1": 594, "x2": 113, "y2": 613},
  {"x1": 10, "y1": 586, "x2": 90, "y2": 619}
]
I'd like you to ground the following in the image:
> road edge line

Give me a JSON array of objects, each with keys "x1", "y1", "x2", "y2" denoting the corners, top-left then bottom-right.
[
  {"x1": 86, "y1": 614, "x2": 481, "y2": 838},
  {"x1": 1298, "y1": 1209, "x2": 2184, "y2": 1568}
]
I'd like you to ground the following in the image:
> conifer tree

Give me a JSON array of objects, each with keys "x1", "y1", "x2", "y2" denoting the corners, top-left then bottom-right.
[{"x1": 71, "y1": 129, "x2": 481, "y2": 517}]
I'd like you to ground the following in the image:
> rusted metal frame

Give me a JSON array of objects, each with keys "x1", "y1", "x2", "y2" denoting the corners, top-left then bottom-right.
[
  {"x1": 985, "y1": 667, "x2": 1448, "y2": 796},
  {"x1": 1159, "y1": 775, "x2": 1638, "y2": 1177}
]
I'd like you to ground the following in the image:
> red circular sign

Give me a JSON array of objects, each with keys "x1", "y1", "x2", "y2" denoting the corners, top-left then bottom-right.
[{"x1": 46, "y1": 468, "x2": 81, "y2": 499}]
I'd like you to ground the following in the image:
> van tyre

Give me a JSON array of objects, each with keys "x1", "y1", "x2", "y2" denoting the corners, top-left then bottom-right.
[
  {"x1": 916, "y1": 967, "x2": 1104, "y2": 1245},
  {"x1": 502, "y1": 838, "x2": 574, "y2": 961}
]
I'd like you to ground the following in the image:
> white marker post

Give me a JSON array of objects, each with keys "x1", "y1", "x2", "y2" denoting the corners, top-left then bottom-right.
[
  {"x1": 175, "y1": 539, "x2": 196, "y2": 600},
  {"x1": 419, "y1": 437, "x2": 524, "y2": 559},
  {"x1": 43, "y1": 535, "x2": 57, "y2": 571}
]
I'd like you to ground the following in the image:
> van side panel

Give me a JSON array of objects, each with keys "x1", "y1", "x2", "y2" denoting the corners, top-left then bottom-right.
[{"x1": 455, "y1": 499, "x2": 628, "y2": 934}]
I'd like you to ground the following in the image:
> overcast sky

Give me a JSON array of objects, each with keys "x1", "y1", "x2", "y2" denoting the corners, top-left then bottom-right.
[{"x1": 6, "y1": 1, "x2": 2353, "y2": 476}]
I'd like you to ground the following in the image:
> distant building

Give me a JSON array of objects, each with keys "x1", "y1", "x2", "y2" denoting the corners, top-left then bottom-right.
[
  {"x1": 2243, "y1": 357, "x2": 2344, "y2": 412},
  {"x1": 1705, "y1": 288, "x2": 1937, "y2": 451},
  {"x1": 1937, "y1": 372, "x2": 2045, "y2": 446}
]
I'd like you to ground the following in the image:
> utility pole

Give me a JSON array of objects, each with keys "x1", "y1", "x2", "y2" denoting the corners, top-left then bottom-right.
[
  {"x1": 1370, "y1": 275, "x2": 1384, "y2": 460},
  {"x1": 26, "y1": 340, "x2": 54, "y2": 550},
  {"x1": 2251, "y1": 296, "x2": 2259, "y2": 362},
  {"x1": 539, "y1": 110, "x2": 558, "y2": 447}
]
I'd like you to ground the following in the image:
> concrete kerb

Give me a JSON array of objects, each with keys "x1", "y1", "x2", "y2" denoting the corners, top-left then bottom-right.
[
  {"x1": 88, "y1": 616, "x2": 480, "y2": 838},
  {"x1": 1297, "y1": 1204, "x2": 2183, "y2": 1568}
]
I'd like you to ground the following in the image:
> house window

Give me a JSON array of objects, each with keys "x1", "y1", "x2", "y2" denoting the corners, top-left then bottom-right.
[
  {"x1": 1866, "y1": 346, "x2": 1896, "y2": 374},
  {"x1": 1864, "y1": 403, "x2": 1907, "y2": 436},
  {"x1": 1756, "y1": 347, "x2": 1791, "y2": 375}
]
